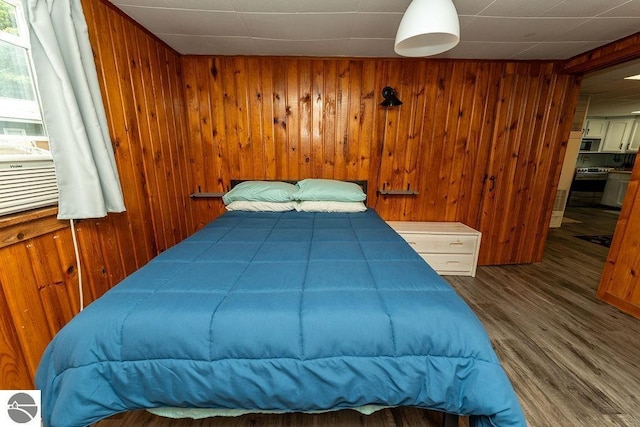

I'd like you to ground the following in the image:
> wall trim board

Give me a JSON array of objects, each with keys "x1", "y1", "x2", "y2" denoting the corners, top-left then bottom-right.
[{"x1": 561, "y1": 31, "x2": 640, "y2": 74}]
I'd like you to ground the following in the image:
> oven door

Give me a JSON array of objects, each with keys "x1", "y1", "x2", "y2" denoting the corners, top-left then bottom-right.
[{"x1": 568, "y1": 172, "x2": 608, "y2": 206}]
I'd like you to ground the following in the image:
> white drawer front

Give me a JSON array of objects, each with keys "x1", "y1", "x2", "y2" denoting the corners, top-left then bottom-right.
[
  {"x1": 420, "y1": 253, "x2": 474, "y2": 273},
  {"x1": 399, "y1": 233, "x2": 477, "y2": 254}
]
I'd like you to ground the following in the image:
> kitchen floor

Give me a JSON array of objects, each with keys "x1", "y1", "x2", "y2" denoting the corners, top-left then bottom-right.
[{"x1": 559, "y1": 205, "x2": 620, "y2": 238}]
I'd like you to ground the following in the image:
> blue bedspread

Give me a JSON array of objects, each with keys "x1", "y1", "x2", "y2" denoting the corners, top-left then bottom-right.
[{"x1": 36, "y1": 209, "x2": 526, "y2": 427}]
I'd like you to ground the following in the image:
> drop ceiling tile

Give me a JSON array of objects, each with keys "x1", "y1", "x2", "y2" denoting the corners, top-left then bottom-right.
[
  {"x1": 151, "y1": 33, "x2": 190, "y2": 53},
  {"x1": 117, "y1": 5, "x2": 247, "y2": 36},
  {"x1": 228, "y1": 0, "x2": 296, "y2": 13},
  {"x1": 554, "y1": 17, "x2": 640, "y2": 42},
  {"x1": 164, "y1": 0, "x2": 234, "y2": 10},
  {"x1": 560, "y1": 40, "x2": 613, "y2": 58},
  {"x1": 110, "y1": 0, "x2": 169, "y2": 6},
  {"x1": 588, "y1": 101, "x2": 640, "y2": 117},
  {"x1": 583, "y1": 78, "x2": 640, "y2": 97},
  {"x1": 584, "y1": 61, "x2": 640, "y2": 84},
  {"x1": 295, "y1": 0, "x2": 361, "y2": 13},
  {"x1": 238, "y1": 12, "x2": 356, "y2": 40},
  {"x1": 351, "y1": 13, "x2": 403, "y2": 39},
  {"x1": 462, "y1": 16, "x2": 589, "y2": 42},
  {"x1": 453, "y1": 0, "x2": 499, "y2": 16},
  {"x1": 358, "y1": 0, "x2": 411, "y2": 13},
  {"x1": 599, "y1": 1, "x2": 640, "y2": 17},
  {"x1": 158, "y1": 34, "x2": 256, "y2": 55},
  {"x1": 478, "y1": 0, "x2": 566, "y2": 18},
  {"x1": 508, "y1": 41, "x2": 608, "y2": 60},
  {"x1": 437, "y1": 41, "x2": 539, "y2": 59},
  {"x1": 540, "y1": 0, "x2": 630, "y2": 18},
  {"x1": 229, "y1": 0, "x2": 360, "y2": 13},
  {"x1": 434, "y1": 42, "x2": 497, "y2": 59},
  {"x1": 458, "y1": 15, "x2": 479, "y2": 29},
  {"x1": 251, "y1": 38, "x2": 351, "y2": 56},
  {"x1": 107, "y1": 0, "x2": 640, "y2": 61},
  {"x1": 346, "y1": 38, "x2": 397, "y2": 57}
]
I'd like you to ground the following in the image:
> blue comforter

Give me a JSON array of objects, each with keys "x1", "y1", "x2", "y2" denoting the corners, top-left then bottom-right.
[{"x1": 37, "y1": 209, "x2": 526, "y2": 427}]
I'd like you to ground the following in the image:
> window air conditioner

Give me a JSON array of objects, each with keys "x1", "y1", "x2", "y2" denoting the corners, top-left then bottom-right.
[{"x1": 0, "y1": 145, "x2": 58, "y2": 216}]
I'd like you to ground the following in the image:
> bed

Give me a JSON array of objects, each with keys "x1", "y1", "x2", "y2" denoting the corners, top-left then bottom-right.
[{"x1": 36, "y1": 180, "x2": 526, "y2": 427}]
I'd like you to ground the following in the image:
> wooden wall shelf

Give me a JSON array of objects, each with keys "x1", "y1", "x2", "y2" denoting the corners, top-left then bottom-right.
[
  {"x1": 190, "y1": 192, "x2": 225, "y2": 199},
  {"x1": 377, "y1": 189, "x2": 419, "y2": 195}
]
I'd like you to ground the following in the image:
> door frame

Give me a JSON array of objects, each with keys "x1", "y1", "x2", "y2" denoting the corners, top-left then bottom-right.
[{"x1": 561, "y1": 33, "x2": 640, "y2": 319}]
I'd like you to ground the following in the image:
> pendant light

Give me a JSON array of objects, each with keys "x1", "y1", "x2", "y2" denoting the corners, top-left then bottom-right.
[{"x1": 394, "y1": 0, "x2": 460, "y2": 57}]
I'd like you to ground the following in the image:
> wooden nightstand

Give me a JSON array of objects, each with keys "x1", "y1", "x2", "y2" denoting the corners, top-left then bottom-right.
[{"x1": 386, "y1": 221, "x2": 482, "y2": 277}]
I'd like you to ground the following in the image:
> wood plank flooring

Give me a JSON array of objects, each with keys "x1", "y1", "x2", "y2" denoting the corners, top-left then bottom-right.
[
  {"x1": 449, "y1": 207, "x2": 640, "y2": 427},
  {"x1": 96, "y1": 207, "x2": 640, "y2": 427}
]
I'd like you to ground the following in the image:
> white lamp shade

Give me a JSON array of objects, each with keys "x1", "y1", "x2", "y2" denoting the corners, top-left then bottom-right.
[{"x1": 394, "y1": 0, "x2": 460, "y2": 57}]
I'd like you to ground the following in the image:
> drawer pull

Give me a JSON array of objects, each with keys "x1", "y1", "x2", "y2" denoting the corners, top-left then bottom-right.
[
  {"x1": 446, "y1": 261, "x2": 460, "y2": 264},
  {"x1": 407, "y1": 241, "x2": 417, "y2": 245},
  {"x1": 448, "y1": 242, "x2": 463, "y2": 246}
]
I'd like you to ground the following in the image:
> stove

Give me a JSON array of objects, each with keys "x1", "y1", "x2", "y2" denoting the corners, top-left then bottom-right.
[
  {"x1": 569, "y1": 167, "x2": 613, "y2": 206},
  {"x1": 574, "y1": 167, "x2": 612, "y2": 180}
]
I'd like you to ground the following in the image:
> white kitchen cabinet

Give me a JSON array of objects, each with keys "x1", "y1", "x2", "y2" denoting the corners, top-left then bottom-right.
[
  {"x1": 386, "y1": 221, "x2": 481, "y2": 277},
  {"x1": 600, "y1": 118, "x2": 635, "y2": 152},
  {"x1": 583, "y1": 118, "x2": 607, "y2": 138},
  {"x1": 601, "y1": 171, "x2": 632, "y2": 208},
  {"x1": 627, "y1": 120, "x2": 640, "y2": 152}
]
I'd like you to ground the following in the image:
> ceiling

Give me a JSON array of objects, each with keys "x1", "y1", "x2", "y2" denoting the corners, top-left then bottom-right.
[
  {"x1": 581, "y1": 59, "x2": 640, "y2": 116},
  {"x1": 109, "y1": 0, "x2": 640, "y2": 116}
]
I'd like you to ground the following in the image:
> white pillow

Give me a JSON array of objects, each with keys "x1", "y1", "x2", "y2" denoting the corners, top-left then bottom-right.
[
  {"x1": 295, "y1": 201, "x2": 367, "y2": 213},
  {"x1": 225, "y1": 200, "x2": 297, "y2": 212}
]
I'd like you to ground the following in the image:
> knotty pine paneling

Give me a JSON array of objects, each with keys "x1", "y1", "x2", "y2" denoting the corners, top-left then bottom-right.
[
  {"x1": 0, "y1": 282, "x2": 32, "y2": 389},
  {"x1": 0, "y1": 10, "x2": 585, "y2": 389},
  {"x1": 0, "y1": 0, "x2": 193, "y2": 387},
  {"x1": 478, "y1": 64, "x2": 582, "y2": 265},
  {"x1": 182, "y1": 56, "x2": 581, "y2": 266},
  {"x1": 598, "y1": 165, "x2": 640, "y2": 319}
]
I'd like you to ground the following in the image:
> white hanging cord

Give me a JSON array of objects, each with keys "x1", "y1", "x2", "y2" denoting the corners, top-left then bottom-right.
[{"x1": 69, "y1": 219, "x2": 84, "y2": 312}]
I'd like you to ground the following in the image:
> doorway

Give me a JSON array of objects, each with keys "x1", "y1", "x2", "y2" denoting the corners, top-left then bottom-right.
[
  {"x1": 555, "y1": 56, "x2": 640, "y2": 317},
  {"x1": 561, "y1": 58, "x2": 640, "y2": 232}
]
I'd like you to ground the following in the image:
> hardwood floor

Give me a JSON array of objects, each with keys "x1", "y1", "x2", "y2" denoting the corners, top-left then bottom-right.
[
  {"x1": 96, "y1": 207, "x2": 640, "y2": 427},
  {"x1": 449, "y1": 206, "x2": 640, "y2": 427}
]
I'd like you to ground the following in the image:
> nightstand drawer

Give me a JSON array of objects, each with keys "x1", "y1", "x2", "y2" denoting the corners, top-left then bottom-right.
[
  {"x1": 420, "y1": 253, "x2": 475, "y2": 274},
  {"x1": 386, "y1": 221, "x2": 481, "y2": 277},
  {"x1": 399, "y1": 233, "x2": 477, "y2": 254}
]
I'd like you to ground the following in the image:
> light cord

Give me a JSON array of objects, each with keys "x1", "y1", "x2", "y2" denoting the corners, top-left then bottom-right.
[{"x1": 69, "y1": 219, "x2": 84, "y2": 312}]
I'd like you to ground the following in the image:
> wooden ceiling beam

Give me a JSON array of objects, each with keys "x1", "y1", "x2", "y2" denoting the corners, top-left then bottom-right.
[{"x1": 560, "y1": 31, "x2": 640, "y2": 75}]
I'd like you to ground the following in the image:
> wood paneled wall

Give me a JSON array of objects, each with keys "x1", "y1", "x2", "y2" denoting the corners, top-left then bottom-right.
[
  {"x1": 182, "y1": 57, "x2": 581, "y2": 265},
  {"x1": 0, "y1": 0, "x2": 192, "y2": 388},
  {"x1": 0, "y1": 1, "x2": 588, "y2": 389}
]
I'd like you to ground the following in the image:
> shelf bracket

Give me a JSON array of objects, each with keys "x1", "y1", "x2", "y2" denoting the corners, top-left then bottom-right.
[
  {"x1": 190, "y1": 192, "x2": 225, "y2": 199},
  {"x1": 377, "y1": 189, "x2": 419, "y2": 195},
  {"x1": 377, "y1": 182, "x2": 418, "y2": 196}
]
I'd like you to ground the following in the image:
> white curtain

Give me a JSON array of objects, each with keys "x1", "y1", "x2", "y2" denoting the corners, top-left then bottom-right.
[{"x1": 24, "y1": 0, "x2": 126, "y2": 219}]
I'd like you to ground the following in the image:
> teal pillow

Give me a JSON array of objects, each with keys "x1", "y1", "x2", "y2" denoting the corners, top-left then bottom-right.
[
  {"x1": 294, "y1": 179, "x2": 366, "y2": 202},
  {"x1": 222, "y1": 181, "x2": 298, "y2": 204}
]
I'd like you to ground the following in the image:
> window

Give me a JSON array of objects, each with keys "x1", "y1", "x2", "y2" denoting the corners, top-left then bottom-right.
[{"x1": 0, "y1": 0, "x2": 57, "y2": 216}]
